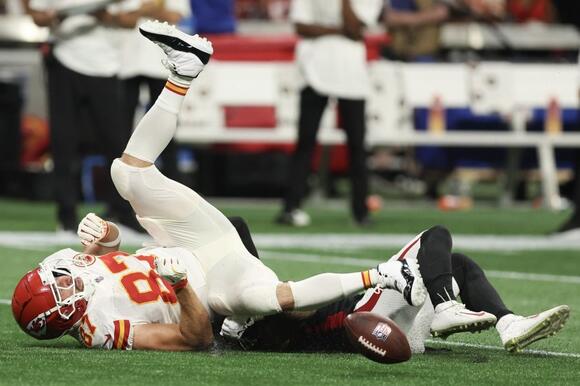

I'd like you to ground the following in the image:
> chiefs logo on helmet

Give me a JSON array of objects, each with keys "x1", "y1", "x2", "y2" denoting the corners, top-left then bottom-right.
[{"x1": 26, "y1": 314, "x2": 47, "y2": 337}]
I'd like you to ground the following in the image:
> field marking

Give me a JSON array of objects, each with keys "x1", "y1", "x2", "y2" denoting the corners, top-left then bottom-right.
[
  {"x1": 261, "y1": 251, "x2": 580, "y2": 284},
  {"x1": 0, "y1": 299, "x2": 10, "y2": 305},
  {"x1": 426, "y1": 339, "x2": 580, "y2": 359},
  {"x1": 2, "y1": 231, "x2": 580, "y2": 251}
]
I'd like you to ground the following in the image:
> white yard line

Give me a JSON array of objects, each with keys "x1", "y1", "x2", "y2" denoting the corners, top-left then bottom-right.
[
  {"x1": 2, "y1": 231, "x2": 580, "y2": 251},
  {"x1": 426, "y1": 340, "x2": 580, "y2": 359},
  {"x1": 0, "y1": 299, "x2": 10, "y2": 305},
  {"x1": 260, "y1": 251, "x2": 580, "y2": 284}
]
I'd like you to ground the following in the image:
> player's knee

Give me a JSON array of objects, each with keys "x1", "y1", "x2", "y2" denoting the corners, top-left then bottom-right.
[
  {"x1": 222, "y1": 284, "x2": 282, "y2": 316},
  {"x1": 111, "y1": 158, "x2": 134, "y2": 201},
  {"x1": 425, "y1": 225, "x2": 452, "y2": 247}
]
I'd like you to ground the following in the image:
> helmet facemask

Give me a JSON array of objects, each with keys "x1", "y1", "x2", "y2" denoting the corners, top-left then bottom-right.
[{"x1": 38, "y1": 256, "x2": 96, "y2": 321}]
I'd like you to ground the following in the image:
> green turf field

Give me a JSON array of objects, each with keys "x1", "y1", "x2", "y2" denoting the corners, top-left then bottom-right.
[{"x1": 0, "y1": 198, "x2": 578, "y2": 386}]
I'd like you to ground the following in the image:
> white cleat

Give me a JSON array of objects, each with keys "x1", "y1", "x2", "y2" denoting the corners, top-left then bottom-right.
[
  {"x1": 377, "y1": 258, "x2": 426, "y2": 307},
  {"x1": 139, "y1": 20, "x2": 213, "y2": 79},
  {"x1": 498, "y1": 305, "x2": 570, "y2": 353},
  {"x1": 275, "y1": 209, "x2": 311, "y2": 227},
  {"x1": 430, "y1": 300, "x2": 497, "y2": 339}
]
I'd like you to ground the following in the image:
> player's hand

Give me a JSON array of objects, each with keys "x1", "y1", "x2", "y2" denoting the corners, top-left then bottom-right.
[
  {"x1": 154, "y1": 256, "x2": 188, "y2": 291},
  {"x1": 77, "y1": 213, "x2": 111, "y2": 246}
]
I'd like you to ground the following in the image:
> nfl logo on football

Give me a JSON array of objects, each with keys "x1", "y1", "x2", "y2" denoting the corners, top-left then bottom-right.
[{"x1": 371, "y1": 322, "x2": 392, "y2": 342}]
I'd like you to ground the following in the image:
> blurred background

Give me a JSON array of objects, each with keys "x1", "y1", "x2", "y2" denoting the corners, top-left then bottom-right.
[{"x1": 1, "y1": 0, "x2": 580, "y2": 234}]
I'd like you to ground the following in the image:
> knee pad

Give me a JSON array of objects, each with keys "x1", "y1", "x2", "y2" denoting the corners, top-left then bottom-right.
[
  {"x1": 239, "y1": 284, "x2": 282, "y2": 316},
  {"x1": 110, "y1": 159, "x2": 133, "y2": 201}
]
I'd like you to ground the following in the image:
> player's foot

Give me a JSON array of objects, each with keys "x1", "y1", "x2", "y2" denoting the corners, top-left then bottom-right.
[
  {"x1": 497, "y1": 305, "x2": 570, "y2": 353},
  {"x1": 430, "y1": 300, "x2": 496, "y2": 339},
  {"x1": 376, "y1": 259, "x2": 426, "y2": 307},
  {"x1": 139, "y1": 20, "x2": 213, "y2": 81},
  {"x1": 275, "y1": 209, "x2": 311, "y2": 227}
]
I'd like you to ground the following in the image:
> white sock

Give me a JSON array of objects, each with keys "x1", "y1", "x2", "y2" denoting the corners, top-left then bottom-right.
[
  {"x1": 124, "y1": 80, "x2": 190, "y2": 163},
  {"x1": 289, "y1": 271, "x2": 376, "y2": 311}
]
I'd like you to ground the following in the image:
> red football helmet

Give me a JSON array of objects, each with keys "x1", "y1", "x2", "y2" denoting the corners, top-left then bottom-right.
[{"x1": 12, "y1": 255, "x2": 91, "y2": 340}]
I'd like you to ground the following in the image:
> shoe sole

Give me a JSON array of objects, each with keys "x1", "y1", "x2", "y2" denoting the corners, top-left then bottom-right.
[
  {"x1": 431, "y1": 317, "x2": 496, "y2": 339},
  {"x1": 406, "y1": 258, "x2": 427, "y2": 307},
  {"x1": 139, "y1": 21, "x2": 213, "y2": 65},
  {"x1": 504, "y1": 305, "x2": 570, "y2": 353}
]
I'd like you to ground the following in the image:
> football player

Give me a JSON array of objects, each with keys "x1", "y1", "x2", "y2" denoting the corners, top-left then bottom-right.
[
  {"x1": 12, "y1": 21, "x2": 429, "y2": 350},
  {"x1": 222, "y1": 224, "x2": 570, "y2": 354}
]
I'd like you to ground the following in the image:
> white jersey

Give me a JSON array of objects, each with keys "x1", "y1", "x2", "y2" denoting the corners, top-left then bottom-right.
[{"x1": 49, "y1": 247, "x2": 209, "y2": 350}]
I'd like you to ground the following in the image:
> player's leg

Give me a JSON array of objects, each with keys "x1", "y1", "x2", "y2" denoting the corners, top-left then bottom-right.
[
  {"x1": 228, "y1": 216, "x2": 259, "y2": 258},
  {"x1": 393, "y1": 226, "x2": 496, "y2": 338},
  {"x1": 109, "y1": 22, "x2": 242, "y2": 260},
  {"x1": 207, "y1": 244, "x2": 426, "y2": 318},
  {"x1": 451, "y1": 252, "x2": 570, "y2": 352},
  {"x1": 277, "y1": 86, "x2": 327, "y2": 226},
  {"x1": 338, "y1": 97, "x2": 369, "y2": 224}
]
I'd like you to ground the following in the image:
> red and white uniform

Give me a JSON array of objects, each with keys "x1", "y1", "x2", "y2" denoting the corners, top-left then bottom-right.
[{"x1": 48, "y1": 247, "x2": 209, "y2": 350}]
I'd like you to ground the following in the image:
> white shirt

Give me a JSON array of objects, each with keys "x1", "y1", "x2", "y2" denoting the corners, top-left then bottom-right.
[
  {"x1": 41, "y1": 247, "x2": 209, "y2": 350},
  {"x1": 29, "y1": 0, "x2": 141, "y2": 77},
  {"x1": 118, "y1": 0, "x2": 191, "y2": 79},
  {"x1": 290, "y1": 0, "x2": 383, "y2": 99}
]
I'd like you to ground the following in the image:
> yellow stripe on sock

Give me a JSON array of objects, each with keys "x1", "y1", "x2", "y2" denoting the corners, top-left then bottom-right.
[
  {"x1": 165, "y1": 81, "x2": 188, "y2": 96},
  {"x1": 361, "y1": 270, "x2": 372, "y2": 289}
]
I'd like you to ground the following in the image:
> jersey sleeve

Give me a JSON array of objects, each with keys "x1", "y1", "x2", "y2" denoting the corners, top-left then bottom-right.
[{"x1": 78, "y1": 311, "x2": 135, "y2": 350}]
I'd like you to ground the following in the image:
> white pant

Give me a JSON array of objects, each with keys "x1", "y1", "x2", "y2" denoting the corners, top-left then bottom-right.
[{"x1": 111, "y1": 159, "x2": 281, "y2": 316}]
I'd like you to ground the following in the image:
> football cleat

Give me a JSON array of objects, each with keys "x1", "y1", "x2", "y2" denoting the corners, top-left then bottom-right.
[
  {"x1": 376, "y1": 259, "x2": 426, "y2": 307},
  {"x1": 430, "y1": 300, "x2": 496, "y2": 339},
  {"x1": 498, "y1": 305, "x2": 570, "y2": 353},
  {"x1": 139, "y1": 20, "x2": 213, "y2": 79}
]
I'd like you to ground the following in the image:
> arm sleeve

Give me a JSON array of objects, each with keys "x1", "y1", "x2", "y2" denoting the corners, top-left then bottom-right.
[
  {"x1": 79, "y1": 312, "x2": 135, "y2": 350},
  {"x1": 289, "y1": 0, "x2": 314, "y2": 24}
]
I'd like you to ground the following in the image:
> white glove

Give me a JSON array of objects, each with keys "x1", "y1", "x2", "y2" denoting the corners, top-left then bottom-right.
[
  {"x1": 77, "y1": 213, "x2": 118, "y2": 247},
  {"x1": 154, "y1": 255, "x2": 188, "y2": 290},
  {"x1": 220, "y1": 316, "x2": 256, "y2": 341}
]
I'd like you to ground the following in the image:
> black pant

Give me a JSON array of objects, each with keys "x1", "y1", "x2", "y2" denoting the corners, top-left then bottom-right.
[
  {"x1": 122, "y1": 76, "x2": 179, "y2": 181},
  {"x1": 283, "y1": 86, "x2": 369, "y2": 221},
  {"x1": 45, "y1": 54, "x2": 132, "y2": 228},
  {"x1": 417, "y1": 225, "x2": 512, "y2": 319}
]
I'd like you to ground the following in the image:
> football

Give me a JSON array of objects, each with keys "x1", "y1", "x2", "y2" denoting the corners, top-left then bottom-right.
[{"x1": 344, "y1": 312, "x2": 411, "y2": 364}]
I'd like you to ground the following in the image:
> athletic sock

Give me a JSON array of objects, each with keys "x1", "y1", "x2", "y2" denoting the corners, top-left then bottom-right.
[
  {"x1": 289, "y1": 271, "x2": 377, "y2": 311},
  {"x1": 124, "y1": 80, "x2": 189, "y2": 163}
]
